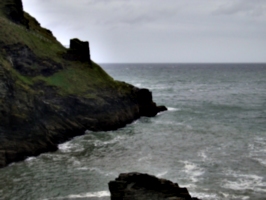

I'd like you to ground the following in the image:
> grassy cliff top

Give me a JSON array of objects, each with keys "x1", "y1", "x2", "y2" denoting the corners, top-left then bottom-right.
[{"x1": 0, "y1": 1, "x2": 132, "y2": 97}]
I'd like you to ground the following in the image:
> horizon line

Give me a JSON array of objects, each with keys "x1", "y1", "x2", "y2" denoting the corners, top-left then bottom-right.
[{"x1": 98, "y1": 62, "x2": 266, "y2": 64}]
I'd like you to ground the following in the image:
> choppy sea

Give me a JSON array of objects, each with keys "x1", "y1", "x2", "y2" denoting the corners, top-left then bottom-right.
[{"x1": 0, "y1": 63, "x2": 265, "y2": 200}]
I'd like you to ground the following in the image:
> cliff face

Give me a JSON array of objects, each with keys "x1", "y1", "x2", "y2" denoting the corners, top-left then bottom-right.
[
  {"x1": 0, "y1": 0, "x2": 166, "y2": 168},
  {"x1": 0, "y1": 0, "x2": 28, "y2": 27}
]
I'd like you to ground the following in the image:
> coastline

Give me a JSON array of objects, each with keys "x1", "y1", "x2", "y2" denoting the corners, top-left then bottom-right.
[{"x1": 0, "y1": 0, "x2": 166, "y2": 168}]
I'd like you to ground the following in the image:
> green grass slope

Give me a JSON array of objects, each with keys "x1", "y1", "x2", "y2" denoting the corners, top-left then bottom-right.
[{"x1": 0, "y1": 8, "x2": 129, "y2": 98}]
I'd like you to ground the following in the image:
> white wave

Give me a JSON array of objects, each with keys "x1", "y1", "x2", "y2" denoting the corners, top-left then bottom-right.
[
  {"x1": 154, "y1": 120, "x2": 184, "y2": 126},
  {"x1": 76, "y1": 167, "x2": 89, "y2": 171},
  {"x1": 85, "y1": 130, "x2": 93, "y2": 134},
  {"x1": 93, "y1": 136, "x2": 125, "y2": 147},
  {"x1": 256, "y1": 158, "x2": 266, "y2": 166},
  {"x1": 156, "y1": 171, "x2": 168, "y2": 177},
  {"x1": 181, "y1": 161, "x2": 205, "y2": 183},
  {"x1": 192, "y1": 191, "x2": 250, "y2": 200},
  {"x1": 40, "y1": 153, "x2": 65, "y2": 162},
  {"x1": 248, "y1": 137, "x2": 266, "y2": 167},
  {"x1": 199, "y1": 193, "x2": 250, "y2": 200},
  {"x1": 25, "y1": 157, "x2": 36, "y2": 162},
  {"x1": 222, "y1": 172, "x2": 266, "y2": 192},
  {"x1": 88, "y1": 167, "x2": 115, "y2": 177},
  {"x1": 156, "y1": 111, "x2": 164, "y2": 116},
  {"x1": 229, "y1": 195, "x2": 249, "y2": 200},
  {"x1": 255, "y1": 136, "x2": 266, "y2": 144},
  {"x1": 190, "y1": 192, "x2": 218, "y2": 200},
  {"x1": 197, "y1": 150, "x2": 208, "y2": 162},
  {"x1": 134, "y1": 83, "x2": 142, "y2": 87},
  {"x1": 58, "y1": 141, "x2": 84, "y2": 153},
  {"x1": 67, "y1": 191, "x2": 110, "y2": 198},
  {"x1": 47, "y1": 191, "x2": 110, "y2": 199},
  {"x1": 149, "y1": 85, "x2": 170, "y2": 90},
  {"x1": 137, "y1": 154, "x2": 152, "y2": 162},
  {"x1": 167, "y1": 107, "x2": 180, "y2": 111},
  {"x1": 59, "y1": 156, "x2": 81, "y2": 167},
  {"x1": 250, "y1": 137, "x2": 266, "y2": 153},
  {"x1": 132, "y1": 119, "x2": 139, "y2": 124},
  {"x1": 58, "y1": 141, "x2": 74, "y2": 152},
  {"x1": 72, "y1": 159, "x2": 81, "y2": 167}
]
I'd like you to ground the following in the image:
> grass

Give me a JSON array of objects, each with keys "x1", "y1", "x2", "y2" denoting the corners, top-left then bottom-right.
[
  {"x1": 0, "y1": 54, "x2": 35, "y2": 94},
  {"x1": 0, "y1": 15, "x2": 66, "y2": 62},
  {"x1": 0, "y1": 9, "x2": 133, "y2": 99},
  {"x1": 24, "y1": 12, "x2": 58, "y2": 41},
  {"x1": 34, "y1": 62, "x2": 116, "y2": 95}
]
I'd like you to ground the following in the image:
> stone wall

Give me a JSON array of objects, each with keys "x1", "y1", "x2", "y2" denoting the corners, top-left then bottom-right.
[{"x1": 67, "y1": 38, "x2": 92, "y2": 64}]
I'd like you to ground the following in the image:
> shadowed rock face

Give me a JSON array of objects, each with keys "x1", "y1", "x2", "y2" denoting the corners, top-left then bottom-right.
[
  {"x1": 3, "y1": 43, "x2": 63, "y2": 76},
  {"x1": 0, "y1": 68, "x2": 166, "y2": 167},
  {"x1": 1, "y1": 0, "x2": 28, "y2": 27},
  {"x1": 0, "y1": 0, "x2": 167, "y2": 168},
  {"x1": 109, "y1": 173, "x2": 201, "y2": 200},
  {"x1": 137, "y1": 89, "x2": 167, "y2": 117}
]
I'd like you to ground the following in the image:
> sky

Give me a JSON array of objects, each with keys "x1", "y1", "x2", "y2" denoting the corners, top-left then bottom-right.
[{"x1": 22, "y1": 0, "x2": 266, "y2": 63}]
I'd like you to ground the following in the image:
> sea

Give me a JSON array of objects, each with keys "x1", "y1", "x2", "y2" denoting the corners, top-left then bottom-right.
[{"x1": 0, "y1": 63, "x2": 265, "y2": 200}]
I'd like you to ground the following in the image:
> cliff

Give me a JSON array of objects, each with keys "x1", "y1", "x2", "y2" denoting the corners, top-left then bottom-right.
[{"x1": 0, "y1": 0, "x2": 166, "y2": 168}]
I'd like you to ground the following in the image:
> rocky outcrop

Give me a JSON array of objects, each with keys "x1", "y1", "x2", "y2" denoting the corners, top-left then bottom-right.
[
  {"x1": 137, "y1": 89, "x2": 167, "y2": 117},
  {"x1": 109, "y1": 173, "x2": 201, "y2": 200},
  {"x1": 1, "y1": 0, "x2": 28, "y2": 27},
  {"x1": 0, "y1": 0, "x2": 167, "y2": 168},
  {"x1": 0, "y1": 66, "x2": 166, "y2": 167},
  {"x1": 2, "y1": 42, "x2": 63, "y2": 76}
]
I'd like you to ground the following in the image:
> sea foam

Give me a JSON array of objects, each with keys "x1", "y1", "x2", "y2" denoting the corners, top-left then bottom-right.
[
  {"x1": 167, "y1": 107, "x2": 180, "y2": 111},
  {"x1": 181, "y1": 161, "x2": 205, "y2": 183},
  {"x1": 48, "y1": 191, "x2": 110, "y2": 199},
  {"x1": 67, "y1": 191, "x2": 110, "y2": 198}
]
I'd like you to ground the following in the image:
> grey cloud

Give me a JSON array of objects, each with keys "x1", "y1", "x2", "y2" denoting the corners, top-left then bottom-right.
[
  {"x1": 213, "y1": 0, "x2": 266, "y2": 17},
  {"x1": 22, "y1": 0, "x2": 266, "y2": 63}
]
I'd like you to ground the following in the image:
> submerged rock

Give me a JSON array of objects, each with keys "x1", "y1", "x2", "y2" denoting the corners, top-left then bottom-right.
[{"x1": 109, "y1": 172, "x2": 201, "y2": 200}]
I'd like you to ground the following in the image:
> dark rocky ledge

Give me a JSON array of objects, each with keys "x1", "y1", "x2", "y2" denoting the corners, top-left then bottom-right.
[
  {"x1": 109, "y1": 172, "x2": 201, "y2": 200},
  {"x1": 0, "y1": 0, "x2": 167, "y2": 168}
]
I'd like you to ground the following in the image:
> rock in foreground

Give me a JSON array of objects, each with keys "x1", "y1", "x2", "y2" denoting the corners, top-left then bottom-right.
[{"x1": 109, "y1": 172, "x2": 201, "y2": 200}]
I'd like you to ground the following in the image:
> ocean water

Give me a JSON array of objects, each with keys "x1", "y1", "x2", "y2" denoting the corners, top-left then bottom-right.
[{"x1": 0, "y1": 63, "x2": 266, "y2": 200}]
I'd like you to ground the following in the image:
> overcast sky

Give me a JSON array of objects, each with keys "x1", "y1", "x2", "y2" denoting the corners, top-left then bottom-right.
[{"x1": 22, "y1": 0, "x2": 266, "y2": 63}]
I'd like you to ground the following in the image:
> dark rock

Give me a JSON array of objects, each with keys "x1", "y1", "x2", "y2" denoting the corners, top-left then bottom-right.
[
  {"x1": 137, "y1": 88, "x2": 167, "y2": 117},
  {"x1": 1, "y1": 0, "x2": 29, "y2": 28},
  {"x1": 23, "y1": 12, "x2": 57, "y2": 41},
  {"x1": 0, "y1": 151, "x2": 6, "y2": 168},
  {"x1": 109, "y1": 172, "x2": 201, "y2": 200},
  {"x1": 157, "y1": 105, "x2": 168, "y2": 112},
  {"x1": 3, "y1": 43, "x2": 63, "y2": 76}
]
